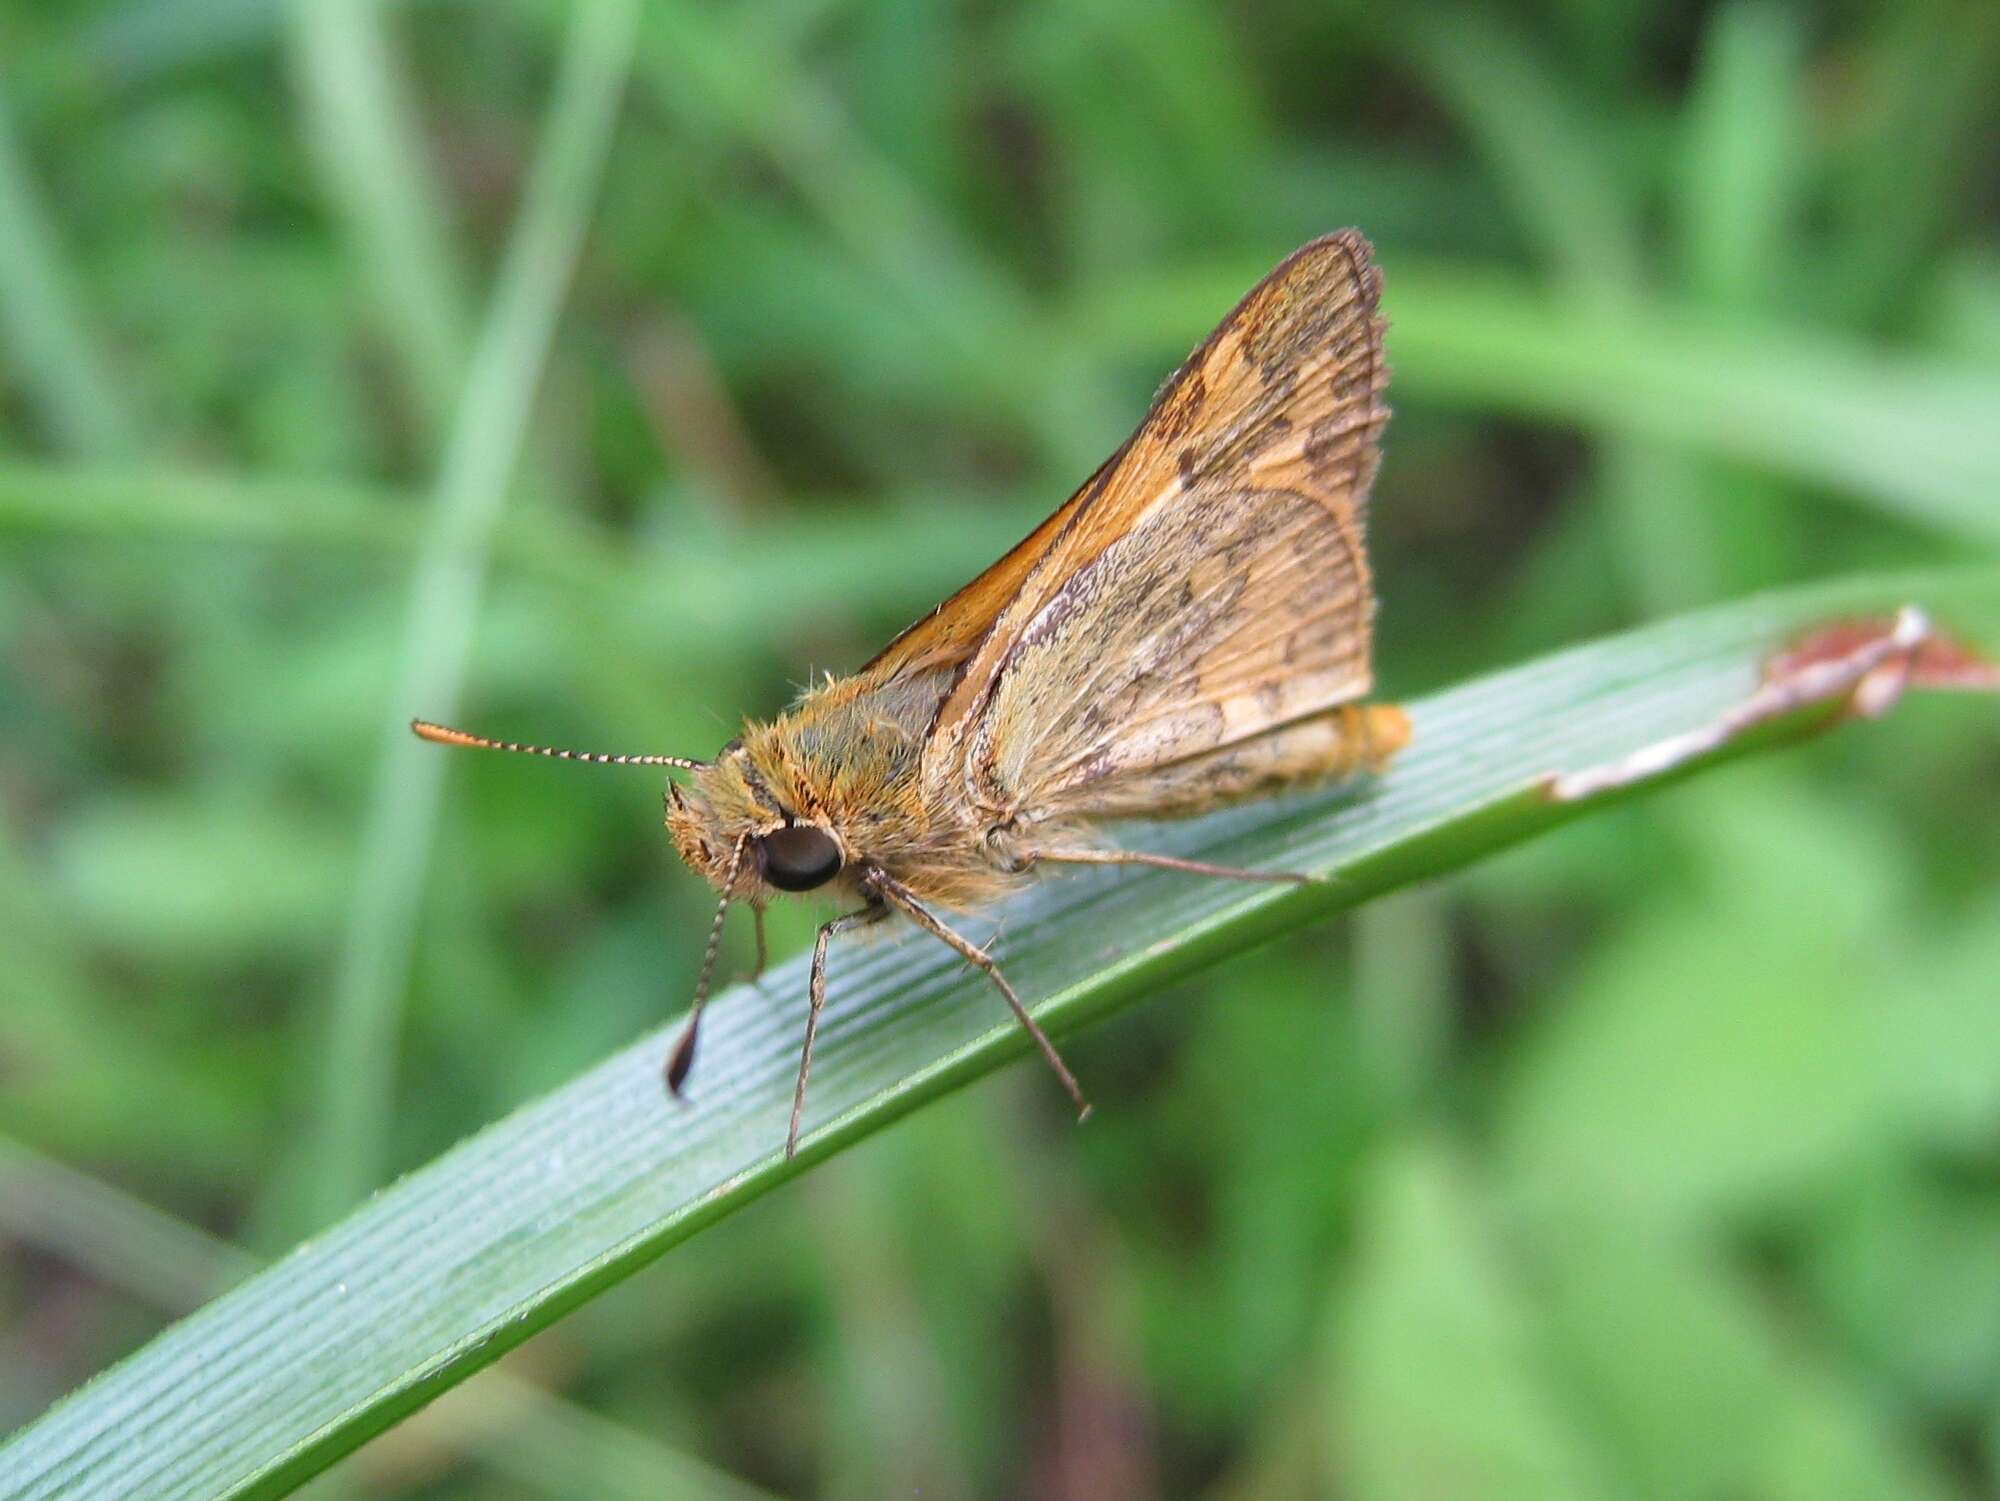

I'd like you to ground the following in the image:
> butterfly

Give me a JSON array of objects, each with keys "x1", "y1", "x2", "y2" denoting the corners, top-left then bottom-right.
[{"x1": 417, "y1": 229, "x2": 1408, "y2": 1158}]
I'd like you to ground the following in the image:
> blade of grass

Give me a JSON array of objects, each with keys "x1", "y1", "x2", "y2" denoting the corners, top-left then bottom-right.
[
  {"x1": 549, "y1": 0, "x2": 1111, "y2": 473},
  {"x1": 88, "y1": 0, "x2": 440, "y2": 84},
  {"x1": 1677, "y1": 2, "x2": 1806, "y2": 311},
  {"x1": 305, "y1": 0, "x2": 638, "y2": 1229},
  {"x1": 3, "y1": 565, "x2": 1993, "y2": 1500},
  {"x1": 0, "y1": 461, "x2": 1034, "y2": 646},
  {"x1": 1384, "y1": 263, "x2": 2000, "y2": 546},
  {"x1": 0, "y1": 81, "x2": 138, "y2": 457},
  {"x1": 1823, "y1": 1, "x2": 2000, "y2": 325},
  {"x1": 1394, "y1": 7, "x2": 1713, "y2": 617},
  {"x1": 1074, "y1": 260, "x2": 2000, "y2": 545},
  {"x1": 1394, "y1": 9, "x2": 1645, "y2": 299},
  {"x1": 286, "y1": 0, "x2": 470, "y2": 433},
  {"x1": 1351, "y1": 889, "x2": 1452, "y2": 1117},
  {"x1": 0, "y1": 1136, "x2": 778, "y2": 1501},
  {"x1": 0, "y1": 1135, "x2": 250, "y2": 1312}
]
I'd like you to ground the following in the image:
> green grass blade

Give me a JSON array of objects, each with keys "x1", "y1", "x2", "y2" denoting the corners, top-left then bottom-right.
[
  {"x1": 0, "y1": 82, "x2": 138, "y2": 457},
  {"x1": 3, "y1": 565, "x2": 1993, "y2": 1500},
  {"x1": 304, "y1": 0, "x2": 639, "y2": 1229},
  {"x1": 1075, "y1": 260, "x2": 2000, "y2": 544},
  {"x1": 604, "y1": 0, "x2": 1108, "y2": 473},
  {"x1": 287, "y1": 0, "x2": 470, "y2": 433},
  {"x1": 0, "y1": 1135, "x2": 779, "y2": 1501},
  {"x1": 1677, "y1": 2, "x2": 1806, "y2": 310},
  {"x1": 1392, "y1": 8, "x2": 1715, "y2": 617},
  {"x1": 0, "y1": 461, "x2": 1033, "y2": 641},
  {"x1": 1383, "y1": 263, "x2": 2000, "y2": 544},
  {"x1": 1395, "y1": 8, "x2": 1644, "y2": 299}
]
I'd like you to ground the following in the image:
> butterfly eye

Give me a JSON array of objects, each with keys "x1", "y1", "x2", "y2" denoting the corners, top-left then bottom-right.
[{"x1": 757, "y1": 825, "x2": 843, "y2": 892}]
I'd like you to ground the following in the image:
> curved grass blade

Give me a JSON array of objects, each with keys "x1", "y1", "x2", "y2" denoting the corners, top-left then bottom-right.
[
  {"x1": 304, "y1": 0, "x2": 638, "y2": 1230},
  {"x1": 1078, "y1": 261, "x2": 2000, "y2": 544},
  {"x1": 0, "y1": 1135, "x2": 778, "y2": 1501},
  {"x1": 3, "y1": 566, "x2": 1995, "y2": 1500}
]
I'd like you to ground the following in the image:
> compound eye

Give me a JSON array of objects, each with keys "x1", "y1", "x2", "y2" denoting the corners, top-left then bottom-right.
[{"x1": 758, "y1": 825, "x2": 843, "y2": 892}]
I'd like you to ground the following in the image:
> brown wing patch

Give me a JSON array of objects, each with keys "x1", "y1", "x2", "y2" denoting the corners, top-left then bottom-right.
[{"x1": 921, "y1": 230, "x2": 1391, "y2": 817}]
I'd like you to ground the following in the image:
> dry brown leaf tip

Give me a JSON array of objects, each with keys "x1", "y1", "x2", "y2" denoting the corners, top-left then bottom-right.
[{"x1": 1542, "y1": 605, "x2": 1996, "y2": 804}]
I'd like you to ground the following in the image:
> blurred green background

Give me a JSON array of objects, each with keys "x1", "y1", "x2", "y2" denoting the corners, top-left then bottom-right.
[{"x1": 3, "y1": 0, "x2": 1999, "y2": 1496}]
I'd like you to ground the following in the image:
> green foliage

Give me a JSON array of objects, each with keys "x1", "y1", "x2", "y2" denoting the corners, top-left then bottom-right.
[
  {"x1": 1, "y1": 0, "x2": 1997, "y2": 1497},
  {"x1": 8, "y1": 572, "x2": 1992, "y2": 1501}
]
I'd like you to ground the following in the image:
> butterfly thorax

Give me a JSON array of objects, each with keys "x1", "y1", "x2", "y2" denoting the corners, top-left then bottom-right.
[{"x1": 665, "y1": 665, "x2": 1024, "y2": 909}]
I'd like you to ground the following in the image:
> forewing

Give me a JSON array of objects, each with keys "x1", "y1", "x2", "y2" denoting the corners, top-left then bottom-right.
[
  {"x1": 856, "y1": 459, "x2": 1108, "y2": 682},
  {"x1": 924, "y1": 230, "x2": 1389, "y2": 816}
]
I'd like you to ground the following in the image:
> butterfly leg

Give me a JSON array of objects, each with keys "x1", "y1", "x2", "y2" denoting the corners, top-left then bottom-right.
[
  {"x1": 787, "y1": 903, "x2": 886, "y2": 1160},
  {"x1": 866, "y1": 869, "x2": 1093, "y2": 1126},
  {"x1": 747, "y1": 902, "x2": 769, "y2": 982},
  {"x1": 1022, "y1": 847, "x2": 1317, "y2": 884}
]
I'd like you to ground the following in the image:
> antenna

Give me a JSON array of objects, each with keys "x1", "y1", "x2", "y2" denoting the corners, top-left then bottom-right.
[{"x1": 410, "y1": 720, "x2": 706, "y2": 771}]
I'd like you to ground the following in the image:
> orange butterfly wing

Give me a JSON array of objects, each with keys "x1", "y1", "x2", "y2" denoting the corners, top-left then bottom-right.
[
  {"x1": 919, "y1": 230, "x2": 1391, "y2": 817},
  {"x1": 856, "y1": 457, "x2": 1114, "y2": 683}
]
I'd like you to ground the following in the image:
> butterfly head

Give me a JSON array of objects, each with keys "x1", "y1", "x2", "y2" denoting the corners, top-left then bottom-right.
[{"x1": 666, "y1": 743, "x2": 849, "y2": 900}]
